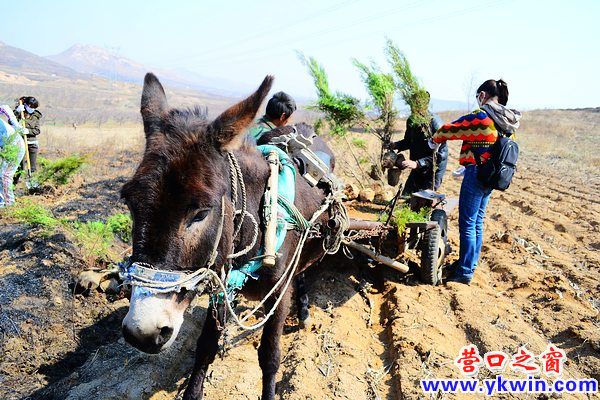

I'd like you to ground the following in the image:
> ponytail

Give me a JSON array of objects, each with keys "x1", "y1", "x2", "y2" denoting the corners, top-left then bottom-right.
[
  {"x1": 495, "y1": 79, "x2": 509, "y2": 106},
  {"x1": 476, "y1": 79, "x2": 509, "y2": 106}
]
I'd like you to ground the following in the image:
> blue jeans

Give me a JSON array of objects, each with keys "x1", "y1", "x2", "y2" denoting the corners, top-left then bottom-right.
[{"x1": 453, "y1": 164, "x2": 493, "y2": 281}]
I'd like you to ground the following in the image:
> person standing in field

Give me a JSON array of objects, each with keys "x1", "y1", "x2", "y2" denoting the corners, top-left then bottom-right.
[
  {"x1": 248, "y1": 91, "x2": 297, "y2": 142},
  {"x1": 388, "y1": 90, "x2": 448, "y2": 194},
  {"x1": 432, "y1": 79, "x2": 521, "y2": 285},
  {"x1": 0, "y1": 105, "x2": 26, "y2": 207},
  {"x1": 13, "y1": 96, "x2": 42, "y2": 185}
]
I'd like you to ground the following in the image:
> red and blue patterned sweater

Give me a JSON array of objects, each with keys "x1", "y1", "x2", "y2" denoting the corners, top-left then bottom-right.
[{"x1": 432, "y1": 109, "x2": 498, "y2": 166}]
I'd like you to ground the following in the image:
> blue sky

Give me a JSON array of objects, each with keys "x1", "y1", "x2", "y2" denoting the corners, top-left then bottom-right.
[{"x1": 1, "y1": 0, "x2": 598, "y2": 109}]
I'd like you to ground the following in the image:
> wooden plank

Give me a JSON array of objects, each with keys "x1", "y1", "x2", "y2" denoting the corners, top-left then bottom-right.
[
  {"x1": 405, "y1": 221, "x2": 438, "y2": 229},
  {"x1": 346, "y1": 219, "x2": 390, "y2": 232},
  {"x1": 343, "y1": 240, "x2": 409, "y2": 273},
  {"x1": 263, "y1": 151, "x2": 280, "y2": 267}
]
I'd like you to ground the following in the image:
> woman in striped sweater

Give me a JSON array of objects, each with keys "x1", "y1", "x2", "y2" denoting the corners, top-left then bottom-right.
[{"x1": 432, "y1": 79, "x2": 521, "y2": 284}]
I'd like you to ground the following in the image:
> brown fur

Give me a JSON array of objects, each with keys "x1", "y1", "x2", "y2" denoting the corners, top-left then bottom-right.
[{"x1": 121, "y1": 73, "x2": 333, "y2": 400}]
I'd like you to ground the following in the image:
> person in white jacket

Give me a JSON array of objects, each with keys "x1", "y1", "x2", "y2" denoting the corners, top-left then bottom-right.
[{"x1": 0, "y1": 105, "x2": 26, "y2": 207}]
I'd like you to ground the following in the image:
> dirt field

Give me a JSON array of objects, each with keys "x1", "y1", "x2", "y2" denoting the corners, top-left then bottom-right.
[{"x1": 1, "y1": 109, "x2": 599, "y2": 399}]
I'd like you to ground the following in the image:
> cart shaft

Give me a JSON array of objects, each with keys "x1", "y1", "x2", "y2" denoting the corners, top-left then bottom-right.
[{"x1": 346, "y1": 219, "x2": 390, "y2": 232}]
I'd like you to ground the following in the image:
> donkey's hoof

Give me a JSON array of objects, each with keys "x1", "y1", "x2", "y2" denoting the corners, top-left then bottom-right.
[{"x1": 299, "y1": 316, "x2": 312, "y2": 330}]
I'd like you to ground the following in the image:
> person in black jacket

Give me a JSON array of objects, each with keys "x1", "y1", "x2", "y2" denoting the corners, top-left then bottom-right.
[
  {"x1": 13, "y1": 96, "x2": 42, "y2": 184},
  {"x1": 388, "y1": 92, "x2": 448, "y2": 195}
]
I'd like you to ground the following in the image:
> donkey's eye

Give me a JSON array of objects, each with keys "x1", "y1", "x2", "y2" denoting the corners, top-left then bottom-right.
[{"x1": 189, "y1": 209, "x2": 210, "y2": 225}]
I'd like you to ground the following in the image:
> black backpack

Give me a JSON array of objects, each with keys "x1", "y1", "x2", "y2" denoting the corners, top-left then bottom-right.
[{"x1": 475, "y1": 135, "x2": 519, "y2": 191}]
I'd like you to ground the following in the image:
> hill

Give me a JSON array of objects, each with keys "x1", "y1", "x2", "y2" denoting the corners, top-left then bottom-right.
[
  {"x1": 0, "y1": 43, "x2": 234, "y2": 124},
  {"x1": 1, "y1": 41, "x2": 469, "y2": 126},
  {"x1": 0, "y1": 41, "x2": 86, "y2": 81},
  {"x1": 46, "y1": 43, "x2": 468, "y2": 112},
  {"x1": 47, "y1": 44, "x2": 252, "y2": 97},
  {"x1": 46, "y1": 44, "x2": 149, "y2": 84}
]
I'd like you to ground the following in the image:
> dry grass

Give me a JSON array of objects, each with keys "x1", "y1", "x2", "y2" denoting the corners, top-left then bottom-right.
[
  {"x1": 40, "y1": 124, "x2": 144, "y2": 154},
  {"x1": 36, "y1": 108, "x2": 600, "y2": 190},
  {"x1": 518, "y1": 109, "x2": 600, "y2": 163},
  {"x1": 34, "y1": 124, "x2": 143, "y2": 186},
  {"x1": 331, "y1": 108, "x2": 600, "y2": 188},
  {"x1": 0, "y1": 76, "x2": 234, "y2": 125}
]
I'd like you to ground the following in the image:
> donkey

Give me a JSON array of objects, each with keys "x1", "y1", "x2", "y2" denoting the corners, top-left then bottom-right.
[{"x1": 120, "y1": 73, "x2": 335, "y2": 400}]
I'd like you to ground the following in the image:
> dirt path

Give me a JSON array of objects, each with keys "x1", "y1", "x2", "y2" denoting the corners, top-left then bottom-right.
[
  {"x1": 1, "y1": 143, "x2": 599, "y2": 399},
  {"x1": 198, "y1": 259, "x2": 396, "y2": 400},
  {"x1": 380, "y1": 149, "x2": 600, "y2": 399}
]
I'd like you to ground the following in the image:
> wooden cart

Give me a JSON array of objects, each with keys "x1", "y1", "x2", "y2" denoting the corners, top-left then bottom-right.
[{"x1": 344, "y1": 190, "x2": 458, "y2": 285}]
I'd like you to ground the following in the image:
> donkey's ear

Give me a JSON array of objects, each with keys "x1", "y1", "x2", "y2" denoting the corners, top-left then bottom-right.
[
  {"x1": 141, "y1": 73, "x2": 168, "y2": 138},
  {"x1": 210, "y1": 75, "x2": 274, "y2": 150}
]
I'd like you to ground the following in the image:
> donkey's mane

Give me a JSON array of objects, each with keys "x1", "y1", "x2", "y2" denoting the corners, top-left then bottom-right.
[
  {"x1": 153, "y1": 106, "x2": 259, "y2": 156},
  {"x1": 158, "y1": 107, "x2": 210, "y2": 151},
  {"x1": 122, "y1": 106, "x2": 260, "y2": 202}
]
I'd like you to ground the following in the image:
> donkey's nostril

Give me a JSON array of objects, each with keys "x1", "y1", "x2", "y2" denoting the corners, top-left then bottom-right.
[{"x1": 156, "y1": 326, "x2": 174, "y2": 346}]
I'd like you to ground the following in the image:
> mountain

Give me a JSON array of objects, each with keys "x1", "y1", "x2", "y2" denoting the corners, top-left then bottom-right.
[
  {"x1": 0, "y1": 42, "x2": 234, "y2": 124},
  {"x1": 46, "y1": 44, "x2": 148, "y2": 84},
  {"x1": 0, "y1": 41, "x2": 467, "y2": 125},
  {"x1": 46, "y1": 44, "x2": 250, "y2": 97},
  {"x1": 0, "y1": 41, "x2": 86, "y2": 81},
  {"x1": 46, "y1": 43, "x2": 470, "y2": 111}
]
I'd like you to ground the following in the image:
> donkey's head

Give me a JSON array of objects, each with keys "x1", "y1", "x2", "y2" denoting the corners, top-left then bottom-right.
[{"x1": 121, "y1": 73, "x2": 273, "y2": 353}]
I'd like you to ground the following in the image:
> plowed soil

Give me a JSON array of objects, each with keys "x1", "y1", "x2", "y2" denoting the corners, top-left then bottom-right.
[{"x1": 1, "y1": 113, "x2": 599, "y2": 400}]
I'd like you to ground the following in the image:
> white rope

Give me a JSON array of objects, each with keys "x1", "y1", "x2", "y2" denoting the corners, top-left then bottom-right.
[
  {"x1": 225, "y1": 151, "x2": 259, "y2": 259},
  {"x1": 227, "y1": 151, "x2": 247, "y2": 240},
  {"x1": 122, "y1": 149, "x2": 346, "y2": 332},
  {"x1": 221, "y1": 195, "x2": 334, "y2": 330},
  {"x1": 322, "y1": 189, "x2": 350, "y2": 254},
  {"x1": 227, "y1": 211, "x2": 259, "y2": 259}
]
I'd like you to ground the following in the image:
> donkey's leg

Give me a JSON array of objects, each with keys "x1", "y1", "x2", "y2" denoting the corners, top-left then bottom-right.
[
  {"x1": 182, "y1": 302, "x2": 224, "y2": 400},
  {"x1": 258, "y1": 289, "x2": 292, "y2": 400},
  {"x1": 295, "y1": 273, "x2": 310, "y2": 328}
]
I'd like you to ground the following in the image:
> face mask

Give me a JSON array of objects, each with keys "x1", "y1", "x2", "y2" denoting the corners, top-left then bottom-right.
[{"x1": 24, "y1": 105, "x2": 35, "y2": 114}]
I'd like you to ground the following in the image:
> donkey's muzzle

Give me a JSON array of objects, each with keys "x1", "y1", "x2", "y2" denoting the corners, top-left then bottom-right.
[{"x1": 122, "y1": 324, "x2": 173, "y2": 354}]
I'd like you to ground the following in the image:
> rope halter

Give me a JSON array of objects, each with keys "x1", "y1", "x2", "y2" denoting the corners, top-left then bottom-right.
[{"x1": 119, "y1": 194, "x2": 227, "y2": 294}]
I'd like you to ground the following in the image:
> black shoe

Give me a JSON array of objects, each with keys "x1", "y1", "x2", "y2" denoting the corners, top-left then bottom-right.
[
  {"x1": 443, "y1": 260, "x2": 459, "y2": 278},
  {"x1": 444, "y1": 275, "x2": 471, "y2": 285},
  {"x1": 447, "y1": 260, "x2": 459, "y2": 272}
]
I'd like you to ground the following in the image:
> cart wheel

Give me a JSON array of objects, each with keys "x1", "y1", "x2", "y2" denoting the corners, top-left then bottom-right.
[
  {"x1": 430, "y1": 209, "x2": 448, "y2": 240},
  {"x1": 431, "y1": 208, "x2": 451, "y2": 256},
  {"x1": 420, "y1": 224, "x2": 445, "y2": 285}
]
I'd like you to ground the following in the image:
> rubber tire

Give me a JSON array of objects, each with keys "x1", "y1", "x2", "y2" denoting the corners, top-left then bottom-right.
[
  {"x1": 420, "y1": 224, "x2": 443, "y2": 285},
  {"x1": 430, "y1": 209, "x2": 448, "y2": 239},
  {"x1": 430, "y1": 208, "x2": 451, "y2": 256}
]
